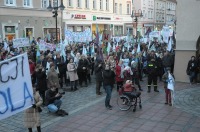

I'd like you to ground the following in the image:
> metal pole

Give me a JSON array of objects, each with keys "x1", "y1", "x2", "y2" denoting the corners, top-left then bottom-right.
[
  {"x1": 136, "y1": 17, "x2": 138, "y2": 43},
  {"x1": 56, "y1": 10, "x2": 58, "y2": 44}
]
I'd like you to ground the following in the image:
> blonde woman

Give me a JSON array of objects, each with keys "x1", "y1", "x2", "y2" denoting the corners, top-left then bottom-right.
[{"x1": 24, "y1": 84, "x2": 43, "y2": 132}]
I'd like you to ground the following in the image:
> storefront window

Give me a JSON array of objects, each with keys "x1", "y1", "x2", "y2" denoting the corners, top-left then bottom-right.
[
  {"x1": 4, "y1": 26, "x2": 16, "y2": 40},
  {"x1": 44, "y1": 28, "x2": 60, "y2": 42},
  {"x1": 77, "y1": 26, "x2": 83, "y2": 32}
]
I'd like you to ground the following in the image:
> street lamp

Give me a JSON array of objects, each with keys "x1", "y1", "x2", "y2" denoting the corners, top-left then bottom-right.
[
  {"x1": 47, "y1": 0, "x2": 65, "y2": 44},
  {"x1": 131, "y1": 9, "x2": 143, "y2": 43}
]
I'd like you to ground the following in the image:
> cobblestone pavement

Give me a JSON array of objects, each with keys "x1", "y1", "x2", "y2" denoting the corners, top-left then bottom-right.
[{"x1": 1, "y1": 76, "x2": 200, "y2": 132}]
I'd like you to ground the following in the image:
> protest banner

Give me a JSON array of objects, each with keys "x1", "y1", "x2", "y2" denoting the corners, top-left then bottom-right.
[
  {"x1": 13, "y1": 38, "x2": 30, "y2": 48},
  {"x1": 38, "y1": 40, "x2": 56, "y2": 51},
  {"x1": 65, "y1": 28, "x2": 92, "y2": 43},
  {"x1": 0, "y1": 53, "x2": 34, "y2": 120},
  {"x1": 149, "y1": 31, "x2": 160, "y2": 38}
]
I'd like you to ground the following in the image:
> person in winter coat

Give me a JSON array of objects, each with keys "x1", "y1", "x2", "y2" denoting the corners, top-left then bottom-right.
[
  {"x1": 24, "y1": 84, "x2": 43, "y2": 132},
  {"x1": 162, "y1": 67, "x2": 174, "y2": 106},
  {"x1": 115, "y1": 60, "x2": 124, "y2": 91},
  {"x1": 103, "y1": 64, "x2": 115, "y2": 110},
  {"x1": 77, "y1": 55, "x2": 89, "y2": 87},
  {"x1": 45, "y1": 85, "x2": 68, "y2": 116},
  {"x1": 47, "y1": 62, "x2": 60, "y2": 92},
  {"x1": 187, "y1": 56, "x2": 197, "y2": 84},
  {"x1": 94, "y1": 59, "x2": 104, "y2": 95},
  {"x1": 162, "y1": 51, "x2": 173, "y2": 72},
  {"x1": 67, "y1": 58, "x2": 79, "y2": 91},
  {"x1": 35, "y1": 64, "x2": 47, "y2": 105},
  {"x1": 55, "y1": 54, "x2": 67, "y2": 88}
]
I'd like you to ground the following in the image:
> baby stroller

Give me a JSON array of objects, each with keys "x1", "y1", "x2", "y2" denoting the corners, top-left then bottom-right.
[{"x1": 117, "y1": 80, "x2": 142, "y2": 112}]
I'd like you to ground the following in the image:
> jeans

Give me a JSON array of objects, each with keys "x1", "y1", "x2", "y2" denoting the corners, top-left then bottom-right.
[
  {"x1": 190, "y1": 71, "x2": 196, "y2": 83},
  {"x1": 47, "y1": 99, "x2": 62, "y2": 113},
  {"x1": 104, "y1": 85, "x2": 112, "y2": 107}
]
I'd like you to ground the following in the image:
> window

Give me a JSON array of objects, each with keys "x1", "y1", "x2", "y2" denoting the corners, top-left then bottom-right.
[
  {"x1": 100, "y1": 0, "x2": 103, "y2": 10},
  {"x1": 93, "y1": 0, "x2": 96, "y2": 9},
  {"x1": 85, "y1": 0, "x2": 89, "y2": 8},
  {"x1": 151, "y1": 11, "x2": 153, "y2": 19},
  {"x1": 5, "y1": 0, "x2": 15, "y2": 6},
  {"x1": 148, "y1": 11, "x2": 150, "y2": 19},
  {"x1": 114, "y1": 3, "x2": 118, "y2": 14},
  {"x1": 41, "y1": 0, "x2": 48, "y2": 8},
  {"x1": 119, "y1": 4, "x2": 122, "y2": 14},
  {"x1": 68, "y1": 0, "x2": 72, "y2": 7},
  {"x1": 127, "y1": 4, "x2": 130, "y2": 14},
  {"x1": 77, "y1": 0, "x2": 81, "y2": 8},
  {"x1": 106, "y1": 0, "x2": 109, "y2": 10},
  {"x1": 24, "y1": 0, "x2": 32, "y2": 7}
]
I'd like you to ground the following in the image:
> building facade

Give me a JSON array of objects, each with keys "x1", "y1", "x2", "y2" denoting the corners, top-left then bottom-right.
[
  {"x1": 0, "y1": 0, "x2": 62, "y2": 41},
  {"x1": 63, "y1": 0, "x2": 133, "y2": 37},
  {"x1": 154, "y1": 0, "x2": 177, "y2": 31},
  {"x1": 174, "y1": 0, "x2": 200, "y2": 82}
]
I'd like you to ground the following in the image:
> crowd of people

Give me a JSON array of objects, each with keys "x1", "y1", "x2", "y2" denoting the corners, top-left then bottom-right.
[{"x1": 1, "y1": 35, "x2": 200, "y2": 131}]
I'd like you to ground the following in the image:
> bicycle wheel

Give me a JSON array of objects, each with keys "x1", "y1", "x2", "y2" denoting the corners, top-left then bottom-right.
[{"x1": 117, "y1": 95, "x2": 132, "y2": 111}]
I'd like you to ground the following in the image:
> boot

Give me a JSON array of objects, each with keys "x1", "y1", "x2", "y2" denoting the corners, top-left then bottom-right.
[
  {"x1": 147, "y1": 87, "x2": 151, "y2": 93},
  {"x1": 37, "y1": 126, "x2": 41, "y2": 132},
  {"x1": 28, "y1": 128, "x2": 32, "y2": 132}
]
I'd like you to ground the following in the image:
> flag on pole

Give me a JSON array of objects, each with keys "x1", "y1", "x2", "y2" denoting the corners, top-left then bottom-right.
[
  {"x1": 82, "y1": 45, "x2": 87, "y2": 55},
  {"x1": 36, "y1": 45, "x2": 40, "y2": 63},
  {"x1": 137, "y1": 43, "x2": 141, "y2": 53},
  {"x1": 107, "y1": 42, "x2": 111, "y2": 55},
  {"x1": 167, "y1": 37, "x2": 172, "y2": 51},
  {"x1": 167, "y1": 73, "x2": 175, "y2": 106}
]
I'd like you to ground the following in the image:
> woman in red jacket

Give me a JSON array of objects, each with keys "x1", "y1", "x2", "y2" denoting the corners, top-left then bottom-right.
[{"x1": 115, "y1": 60, "x2": 124, "y2": 91}]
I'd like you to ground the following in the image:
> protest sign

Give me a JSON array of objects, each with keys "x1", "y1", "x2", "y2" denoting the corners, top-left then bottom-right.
[
  {"x1": 149, "y1": 31, "x2": 160, "y2": 38},
  {"x1": 0, "y1": 53, "x2": 34, "y2": 120},
  {"x1": 102, "y1": 30, "x2": 111, "y2": 43},
  {"x1": 65, "y1": 28, "x2": 92, "y2": 43},
  {"x1": 13, "y1": 38, "x2": 30, "y2": 48},
  {"x1": 38, "y1": 40, "x2": 56, "y2": 51}
]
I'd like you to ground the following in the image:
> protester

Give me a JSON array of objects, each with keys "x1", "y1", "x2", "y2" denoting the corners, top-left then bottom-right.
[
  {"x1": 77, "y1": 55, "x2": 89, "y2": 87},
  {"x1": 103, "y1": 64, "x2": 115, "y2": 110},
  {"x1": 45, "y1": 85, "x2": 68, "y2": 116},
  {"x1": 115, "y1": 60, "x2": 124, "y2": 91},
  {"x1": 162, "y1": 67, "x2": 174, "y2": 106},
  {"x1": 67, "y1": 58, "x2": 79, "y2": 91},
  {"x1": 94, "y1": 59, "x2": 104, "y2": 95},
  {"x1": 47, "y1": 62, "x2": 60, "y2": 92},
  {"x1": 24, "y1": 84, "x2": 43, "y2": 132},
  {"x1": 35, "y1": 64, "x2": 47, "y2": 105},
  {"x1": 186, "y1": 56, "x2": 197, "y2": 84}
]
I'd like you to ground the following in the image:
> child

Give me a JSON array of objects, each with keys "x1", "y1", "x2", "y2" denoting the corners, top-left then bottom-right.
[{"x1": 162, "y1": 67, "x2": 174, "y2": 106}]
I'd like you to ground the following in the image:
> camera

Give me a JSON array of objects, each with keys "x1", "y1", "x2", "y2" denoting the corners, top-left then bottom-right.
[{"x1": 59, "y1": 92, "x2": 65, "y2": 95}]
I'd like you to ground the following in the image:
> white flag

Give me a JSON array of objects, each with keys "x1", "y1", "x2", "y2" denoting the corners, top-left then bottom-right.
[
  {"x1": 167, "y1": 73, "x2": 175, "y2": 91},
  {"x1": 167, "y1": 37, "x2": 172, "y2": 51}
]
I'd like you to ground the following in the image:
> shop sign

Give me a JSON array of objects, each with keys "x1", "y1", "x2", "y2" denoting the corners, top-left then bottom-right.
[
  {"x1": 114, "y1": 17, "x2": 123, "y2": 20},
  {"x1": 72, "y1": 14, "x2": 86, "y2": 19},
  {"x1": 97, "y1": 17, "x2": 111, "y2": 20}
]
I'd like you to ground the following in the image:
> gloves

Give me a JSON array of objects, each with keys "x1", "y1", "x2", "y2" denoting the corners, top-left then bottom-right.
[{"x1": 32, "y1": 104, "x2": 36, "y2": 108}]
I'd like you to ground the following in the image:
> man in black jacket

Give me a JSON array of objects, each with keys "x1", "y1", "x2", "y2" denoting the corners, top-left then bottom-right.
[
  {"x1": 147, "y1": 59, "x2": 159, "y2": 93},
  {"x1": 77, "y1": 55, "x2": 89, "y2": 87},
  {"x1": 103, "y1": 64, "x2": 115, "y2": 110},
  {"x1": 45, "y1": 85, "x2": 68, "y2": 116},
  {"x1": 94, "y1": 59, "x2": 104, "y2": 95},
  {"x1": 187, "y1": 56, "x2": 197, "y2": 84}
]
